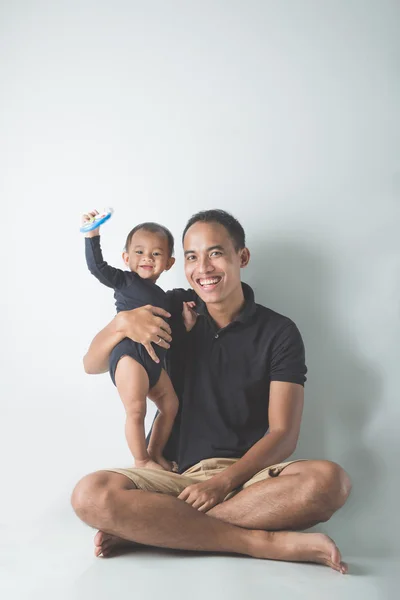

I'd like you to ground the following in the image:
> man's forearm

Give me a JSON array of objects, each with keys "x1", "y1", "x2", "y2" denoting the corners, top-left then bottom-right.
[
  {"x1": 212, "y1": 431, "x2": 296, "y2": 494},
  {"x1": 83, "y1": 315, "x2": 125, "y2": 374}
]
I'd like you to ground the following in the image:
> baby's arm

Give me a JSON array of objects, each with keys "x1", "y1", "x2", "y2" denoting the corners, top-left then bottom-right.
[
  {"x1": 166, "y1": 288, "x2": 199, "y2": 333},
  {"x1": 83, "y1": 210, "x2": 126, "y2": 289},
  {"x1": 182, "y1": 301, "x2": 198, "y2": 332}
]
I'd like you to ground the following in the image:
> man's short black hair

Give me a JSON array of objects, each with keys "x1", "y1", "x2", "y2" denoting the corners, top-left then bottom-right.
[
  {"x1": 182, "y1": 209, "x2": 246, "y2": 251},
  {"x1": 125, "y1": 222, "x2": 175, "y2": 256}
]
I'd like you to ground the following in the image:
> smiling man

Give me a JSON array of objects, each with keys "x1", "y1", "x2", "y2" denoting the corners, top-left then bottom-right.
[{"x1": 72, "y1": 209, "x2": 352, "y2": 572}]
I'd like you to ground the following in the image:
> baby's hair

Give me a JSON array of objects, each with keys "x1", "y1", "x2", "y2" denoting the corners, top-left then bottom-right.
[{"x1": 125, "y1": 222, "x2": 175, "y2": 257}]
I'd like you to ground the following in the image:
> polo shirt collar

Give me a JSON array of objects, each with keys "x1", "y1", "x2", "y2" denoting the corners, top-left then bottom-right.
[{"x1": 196, "y1": 282, "x2": 257, "y2": 323}]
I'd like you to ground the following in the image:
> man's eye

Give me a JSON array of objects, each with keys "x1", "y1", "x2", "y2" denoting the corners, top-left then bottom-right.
[
  {"x1": 186, "y1": 255, "x2": 195, "y2": 261},
  {"x1": 211, "y1": 251, "x2": 221, "y2": 257}
]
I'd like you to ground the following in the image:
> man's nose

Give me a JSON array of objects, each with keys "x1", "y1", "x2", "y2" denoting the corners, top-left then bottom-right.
[{"x1": 197, "y1": 256, "x2": 214, "y2": 274}]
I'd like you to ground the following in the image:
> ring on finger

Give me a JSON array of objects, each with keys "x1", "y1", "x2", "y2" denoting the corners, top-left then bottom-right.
[{"x1": 157, "y1": 336, "x2": 162, "y2": 344}]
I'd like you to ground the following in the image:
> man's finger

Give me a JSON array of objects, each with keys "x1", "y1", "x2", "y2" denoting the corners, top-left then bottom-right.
[
  {"x1": 147, "y1": 306, "x2": 171, "y2": 319},
  {"x1": 154, "y1": 326, "x2": 172, "y2": 343},
  {"x1": 191, "y1": 498, "x2": 205, "y2": 510},
  {"x1": 197, "y1": 499, "x2": 217, "y2": 512},
  {"x1": 155, "y1": 317, "x2": 172, "y2": 338},
  {"x1": 143, "y1": 343, "x2": 160, "y2": 363},
  {"x1": 183, "y1": 493, "x2": 197, "y2": 505},
  {"x1": 151, "y1": 334, "x2": 170, "y2": 349},
  {"x1": 178, "y1": 488, "x2": 190, "y2": 501}
]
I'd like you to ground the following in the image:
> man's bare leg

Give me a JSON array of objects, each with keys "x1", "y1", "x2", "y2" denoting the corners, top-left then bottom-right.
[
  {"x1": 92, "y1": 460, "x2": 351, "y2": 558},
  {"x1": 71, "y1": 470, "x2": 348, "y2": 573},
  {"x1": 208, "y1": 460, "x2": 352, "y2": 531}
]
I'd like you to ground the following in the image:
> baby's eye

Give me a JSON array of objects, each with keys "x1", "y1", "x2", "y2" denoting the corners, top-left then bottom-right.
[
  {"x1": 135, "y1": 250, "x2": 143, "y2": 255},
  {"x1": 153, "y1": 252, "x2": 161, "y2": 256}
]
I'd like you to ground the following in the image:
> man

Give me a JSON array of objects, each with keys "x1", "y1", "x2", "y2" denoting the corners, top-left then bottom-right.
[{"x1": 72, "y1": 210, "x2": 352, "y2": 573}]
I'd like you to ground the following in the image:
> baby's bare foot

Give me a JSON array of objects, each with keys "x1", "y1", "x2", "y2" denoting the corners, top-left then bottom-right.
[
  {"x1": 251, "y1": 531, "x2": 348, "y2": 574},
  {"x1": 94, "y1": 531, "x2": 139, "y2": 558}
]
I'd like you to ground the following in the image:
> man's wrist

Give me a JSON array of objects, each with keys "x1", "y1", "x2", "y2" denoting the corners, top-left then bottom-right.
[
  {"x1": 211, "y1": 471, "x2": 235, "y2": 495},
  {"x1": 114, "y1": 312, "x2": 127, "y2": 336},
  {"x1": 148, "y1": 449, "x2": 162, "y2": 461}
]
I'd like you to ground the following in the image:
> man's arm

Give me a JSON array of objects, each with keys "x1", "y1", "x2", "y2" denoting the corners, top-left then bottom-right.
[
  {"x1": 83, "y1": 317, "x2": 125, "y2": 374},
  {"x1": 211, "y1": 381, "x2": 304, "y2": 492},
  {"x1": 178, "y1": 319, "x2": 307, "y2": 512},
  {"x1": 178, "y1": 381, "x2": 304, "y2": 511},
  {"x1": 209, "y1": 320, "x2": 307, "y2": 498},
  {"x1": 83, "y1": 306, "x2": 173, "y2": 374}
]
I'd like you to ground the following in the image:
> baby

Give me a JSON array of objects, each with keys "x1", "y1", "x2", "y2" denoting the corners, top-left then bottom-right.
[{"x1": 83, "y1": 210, "x2": 195, "y2": 472}]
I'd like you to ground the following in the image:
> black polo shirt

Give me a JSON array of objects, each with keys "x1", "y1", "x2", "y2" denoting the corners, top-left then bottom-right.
[{"x1": 152, "y1": 282, "x2": 307, "y2": 474}]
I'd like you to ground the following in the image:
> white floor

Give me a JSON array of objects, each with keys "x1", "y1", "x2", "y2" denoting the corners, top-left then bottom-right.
[{"x1": 1, "y1": 504, "x2": 396, "y2": 600}]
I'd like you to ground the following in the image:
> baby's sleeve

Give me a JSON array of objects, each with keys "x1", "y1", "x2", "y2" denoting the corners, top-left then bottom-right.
[
  {"x1": 85, "y1": 236, "x2": 127, "y2": 289},
  {"x1": 166, "y1": 288, "x2": 197, "y2": 318}
]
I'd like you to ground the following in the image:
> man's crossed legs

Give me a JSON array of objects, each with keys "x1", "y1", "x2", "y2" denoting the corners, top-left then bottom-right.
[{"x1": 71, "y1": 457, "x2": 352, "y2": 573}]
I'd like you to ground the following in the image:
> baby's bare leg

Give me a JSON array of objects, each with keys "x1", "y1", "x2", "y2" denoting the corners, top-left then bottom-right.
[
  {"x1": 114, "y1": 356, "x2": 164, "y2": 471},
  {"x1": 147, "y1": 369, "x2": 179, "y2": 470}
]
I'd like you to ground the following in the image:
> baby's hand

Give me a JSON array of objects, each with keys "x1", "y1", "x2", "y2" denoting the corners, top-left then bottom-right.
[
  {"x1": 82, "y1": 209, "x2": 100, "y2": 238},
  {"x1": 182, "y1": 301, "x2": 198, "y2": 332}
]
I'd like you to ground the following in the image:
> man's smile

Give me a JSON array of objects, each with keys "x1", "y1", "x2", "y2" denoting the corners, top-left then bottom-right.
[{"x1": 196, "y1": 276, "x2": 222, "y2": 290}]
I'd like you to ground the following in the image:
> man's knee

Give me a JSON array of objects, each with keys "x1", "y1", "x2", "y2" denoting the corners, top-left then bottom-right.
[
  {"x1": 307, "y1": 461, "x2": 352, "y2": 520},
  {"x1": 71, "y1": 471, "x2": 131, "y2": 525}
]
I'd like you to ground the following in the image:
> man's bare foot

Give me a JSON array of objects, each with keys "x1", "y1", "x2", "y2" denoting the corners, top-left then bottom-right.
[
  {"x1": 154, "y1": 456, "x2": 174, "y2": 472},
  {"x1": 134, "y1": 459, "x2": 166, "y2": 471},
  {"x1": 94, "y1": 531, "x2": 140, "y2": 558},
  {"x1": 251, "y1": 531, "x2": 348, "y2": 573}
]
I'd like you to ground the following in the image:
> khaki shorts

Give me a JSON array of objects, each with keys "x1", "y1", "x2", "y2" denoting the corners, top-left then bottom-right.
[{"x1": 107, "y1": 457, "x2": 307, "y2": 501}]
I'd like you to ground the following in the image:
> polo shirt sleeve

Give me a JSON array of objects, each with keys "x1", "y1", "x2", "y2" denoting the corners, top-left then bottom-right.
[{"x1": 270, "y1": 321, "x2": 307, "y2": 386}]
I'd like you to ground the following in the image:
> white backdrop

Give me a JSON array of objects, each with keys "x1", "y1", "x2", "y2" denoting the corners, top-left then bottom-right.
[{"x1": 1, "y1": 0, "x2": 398, "y2": 560}]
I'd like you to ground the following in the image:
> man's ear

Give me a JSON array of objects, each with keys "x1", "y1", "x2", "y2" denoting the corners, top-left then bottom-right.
[
  {"x1": 239, "y1": 247, "x2": 250, "y2": 268},
  {"x1": 122, "y1": 251, "x2": 130, "y2": 267},
  {"x1": 165, "y1": 257, "x2": 176, "y2": 271}
]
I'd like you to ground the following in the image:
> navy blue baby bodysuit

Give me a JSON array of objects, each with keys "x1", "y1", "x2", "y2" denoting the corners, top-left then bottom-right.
[{"x1": 85, "y1": 236, "x2": 195, "y2": 387}]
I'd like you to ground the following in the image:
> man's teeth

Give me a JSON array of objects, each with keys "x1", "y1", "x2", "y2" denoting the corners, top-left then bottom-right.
[{"x1": 199, "y1": 278, "x2": 220, "y2": 285}]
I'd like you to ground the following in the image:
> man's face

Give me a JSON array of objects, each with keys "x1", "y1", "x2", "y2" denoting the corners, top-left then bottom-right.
[{"x1": 183, "y1": 221, "x2": 248, "y2": 305}]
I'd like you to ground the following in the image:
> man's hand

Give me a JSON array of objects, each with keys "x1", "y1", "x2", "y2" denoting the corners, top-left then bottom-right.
[
  {"x1": 182, "y1": 301, "x2": 198, "y2": 332},
  {"x1": 82, "y1": 209, "x2": 100, "y2": 238},
  {"x1": 117, "y1": 305, "x2": 172, "y2": 363},
  {"x1": 177, "y1": 478, "x2": 230, "y2": 512}
]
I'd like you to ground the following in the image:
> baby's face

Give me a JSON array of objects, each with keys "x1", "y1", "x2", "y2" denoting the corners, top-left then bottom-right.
[{"x1": 123, "y1": 229, "x2": 174, "y2": 281}]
